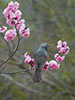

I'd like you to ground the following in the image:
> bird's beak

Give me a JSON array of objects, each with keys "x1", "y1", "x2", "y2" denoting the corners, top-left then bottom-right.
[
  {"x1": 47, "y1": 44, "x2": 53, "y2": 48},
  {"x1": 47, "y1": 44, "x2": 50, "y2": 47}
]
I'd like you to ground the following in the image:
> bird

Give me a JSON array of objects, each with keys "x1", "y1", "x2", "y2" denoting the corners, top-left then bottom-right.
[{"x1": 33, "y1": 43, "x2": 50, "y2": 83}]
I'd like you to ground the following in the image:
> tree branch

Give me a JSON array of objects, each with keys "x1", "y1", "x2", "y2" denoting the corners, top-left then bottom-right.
[
  {"x1": 1, "y1": 74, "x2": 44, "y2": 95},
  {"x1": 0, "y1": 68, "x2": 34, "y2": 75},
  {"x1": 0, "y1": 31, "x2": 20, "y2": 68}
]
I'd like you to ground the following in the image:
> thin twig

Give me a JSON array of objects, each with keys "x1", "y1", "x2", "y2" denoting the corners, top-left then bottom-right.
[
  {"x1": 1, "y1": 74, "x2": 44, "y2": 95},
  {"x1": 0, "y1": 34, "x2": 11, "y2": 55},
  {"x1": 50, "y1": 91, "x2": 75, "y2": 100},
  {"x1": 0, "y1": 65, "x2": 7, "y2": 72},
  {"x1": 0, "y1": 68, "x2": 34, "y2": 74},
  {"x1": 11, "y1": 40, "x2": 15, "y2": 51}
]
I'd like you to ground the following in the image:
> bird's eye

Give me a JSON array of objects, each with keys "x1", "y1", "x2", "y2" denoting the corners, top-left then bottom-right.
[{"x1": 45, "y1": 47, "x2": 47, "y2": 51}]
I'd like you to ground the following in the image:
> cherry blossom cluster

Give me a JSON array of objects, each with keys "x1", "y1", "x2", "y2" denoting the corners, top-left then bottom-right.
[
  {"x1": 42, "y1": 60, "x2": 60, "y2": 71},
  {"x1": 43, "y1": 40, "x2": 70, "y2": 71},
  {"x1": 0, "y1": 1, "x2": 30, "y2": 41},
  {"x1": 57, "y1": 40, "x2": 70, "y2": 55},
  {"x1": 24, "y1": 40, "x2": 70, "y2": 71},
  {"x1": 24, "y1": 52, "x2": 35, "y2": 68},
  {"x1": 55, "y1": 40, "x2": 70, "y2": 62}
]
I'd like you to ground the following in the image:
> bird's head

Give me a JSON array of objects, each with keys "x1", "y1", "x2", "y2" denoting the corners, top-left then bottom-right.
[{"x1": 40, "y1": 43, "x2": 50, "y2": 51}]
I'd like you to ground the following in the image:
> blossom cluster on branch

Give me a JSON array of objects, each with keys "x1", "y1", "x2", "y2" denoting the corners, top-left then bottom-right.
[
  {"x1": 0, "y1": 1, "x2": 30, "y2": 69},
  {"x1": 24, "y1": 52, "x2": 35, "y2": 68},
  {"x1": 0, "y1": 1, "x2": 30, "y2": 41}
]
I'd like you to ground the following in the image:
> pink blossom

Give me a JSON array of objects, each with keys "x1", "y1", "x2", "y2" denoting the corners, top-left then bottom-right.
[
  {"x1": 16, "y1": 19, "x2": 25, "y2": 30},
  {"x1": 58, "y1": 46, "x2": 70, "y2": 55},
  {"x1": 6, "y1": 18, "x2": 16, "y2": 26},
  {"x1": 65, "y1": 46, "x2": 70, "y2": 55},
  {"x1": 42, "y1": 61, "x2": 49, "y2": 71},
  {"x1": 55, "y1": 53, "x2": 65, "y2": 62},
  {"x1": 57, "y1": 40, "x2": 70, "y2": 55},
  {"x1": 3, "y1": 2, "x2": 19, "y2": 18},
  {"x1": 0, "y1": 26, "x2": 7, "y2": 33},
  {"x1": 4, "y1": 9, "x2": 21, "y2": 21},
  {"x1": 13, "y1": 10, "x2": 22, "y2": 20},
  {"x1": 8, "y1": 1, "x2": 19, "y2": 12},
  {"x1": 24, "y1": 52, "x2": 29, "y2": 58},
  {"x1": 3, "y1": 1, "x2": 21, "y2": 26},
  {"x1": 49, "y1": 60, "x2": 60, "y2": 70},
  {"x1": 62, "y1": 41, "x2": 67, "y2": 47},
  {"x1": 57, "y1": 40, "x2": 62, "y2": 49},
  {"x1": 57, "y1": 40, "x2": 67, "y2": 49},
  {"x1": 24, "y1": 55, "x2": 32, "y2": 64},
  {"x1": 20, "y1": 25, "x2": 30, "y2": 38},
  {"x1": 24, "y1": 52, "x2": 35, "y2": 68},
  {"x1": 30, "y1": 59, "x2": 35, "y2": 68},
  {"x1": 19, "y1": 24, "x2": 25, "y2": 31},
  {"x1": 6, "y1": 10, "x2": 22, "y2": 26},
  {"x1": 3, "y1": 7, "x2": 11, "y2": 18},
  {"x1": 3, "y1": 1, "x2": 19, "y2": 15},
  {"x1": 4, "y1": 29, "x2": 17, "y2": 41}
]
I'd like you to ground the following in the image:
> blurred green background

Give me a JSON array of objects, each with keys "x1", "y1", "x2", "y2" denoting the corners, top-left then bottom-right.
[{"x1": 0, "y1": 0, "x2": 75, "y2": 100}]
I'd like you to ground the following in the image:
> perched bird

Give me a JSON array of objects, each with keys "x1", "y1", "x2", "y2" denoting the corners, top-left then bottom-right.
[{"x1": 33, "y1": 43, "x2": 50, "y2": 83}]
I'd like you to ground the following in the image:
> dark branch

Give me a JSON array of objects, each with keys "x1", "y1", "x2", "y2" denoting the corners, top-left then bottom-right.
[
  {"x1": 11, "y1": 40, "x2": 15, "y2": 51},
  {"x1": 0, "y1": 31, "x2": 20, "y2": 68}
]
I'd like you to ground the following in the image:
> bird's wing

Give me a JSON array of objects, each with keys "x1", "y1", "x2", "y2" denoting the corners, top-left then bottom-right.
[{"x1": 34, "y1": 48, "x2": 48, "y2": 65}]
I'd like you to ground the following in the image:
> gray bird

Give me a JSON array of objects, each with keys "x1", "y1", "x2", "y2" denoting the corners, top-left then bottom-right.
[{"x1": 33, "y1": 43, "x2": 50, "y2": 83}]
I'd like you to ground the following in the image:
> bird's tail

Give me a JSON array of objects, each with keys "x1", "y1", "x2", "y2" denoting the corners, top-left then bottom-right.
[{"x1": 33, "y1": 69, "x2": 42, "y2": 83}]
